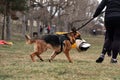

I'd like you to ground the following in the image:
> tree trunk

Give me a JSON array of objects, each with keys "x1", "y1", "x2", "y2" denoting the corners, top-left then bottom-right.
[
  {"x1": 6, "y1": 15, "x2": 11, "y2": 40},
  {"x1": 1, "y1": 14, "x2": 5, "y2": 40},
  {"x1": 5, "y1": 1, "x2": 11, "y2": 40},
  {"x1": 22, "y1": 15, "x2": 26, "y2": 37},
  {"x1": 29, "y1": 17, "x2": 34, "y2": 37},
  {"x1": 36, "y1": 20, "x2": 40, "y2": 36}
]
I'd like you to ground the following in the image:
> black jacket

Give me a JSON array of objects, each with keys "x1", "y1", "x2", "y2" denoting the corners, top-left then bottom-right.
[{"x1": 93, "y1": 0, "x2": 120, "y2": 19}]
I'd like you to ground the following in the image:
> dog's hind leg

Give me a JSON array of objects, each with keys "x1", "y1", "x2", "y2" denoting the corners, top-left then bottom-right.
[
  {"x1": 30, "y1": 52, "x2": 36, "y2": 62},
  {"x1": 36, "y1": 53, "x2": 44, "y2": 61},
  {"x1": 30, "y1": 52, "x2": 43, "y2": 62}
]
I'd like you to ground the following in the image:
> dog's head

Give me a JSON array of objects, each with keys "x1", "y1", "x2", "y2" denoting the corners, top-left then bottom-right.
[
  {"x1": 71, "y1": 27, "x2": 81, "y2": 39},
  {"x1": 68, "y1": 31, "x2": 81, "y2": 44}
]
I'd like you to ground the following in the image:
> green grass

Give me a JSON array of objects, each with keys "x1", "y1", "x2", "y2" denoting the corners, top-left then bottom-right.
[{"x1": 0, "y1": 35, "x2": 120, "y2": 80}]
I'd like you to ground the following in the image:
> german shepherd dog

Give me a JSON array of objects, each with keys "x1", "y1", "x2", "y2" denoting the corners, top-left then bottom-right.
[{"x1": 25, "y1": 29, "x2": 81, "y2": 63}]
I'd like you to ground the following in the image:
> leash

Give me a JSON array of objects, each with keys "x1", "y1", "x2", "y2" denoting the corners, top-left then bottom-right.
[
  {"x1": 76, "y1": 17, "x2": 94, "y2": 31},
  {"x1": 76, "y1": 11, "x2": 105, "y2": 31},
  {"x1": 58, "y1": 11, "x2": 105, "y2": 35}
]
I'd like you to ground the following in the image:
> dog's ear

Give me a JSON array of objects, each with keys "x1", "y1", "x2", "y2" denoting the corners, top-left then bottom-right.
[
  {"x1": 71, "y1": 27, "x2": 77, "y2": 33},
  {"x1": 25, "y1": 34, "x2": 31, "y2": 40}
]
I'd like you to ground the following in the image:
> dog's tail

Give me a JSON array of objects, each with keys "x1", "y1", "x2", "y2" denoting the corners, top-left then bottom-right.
[
  {"x1": 25, "y1": 34, "x2": 31, "y2": 40},
  {"x1": 25, "y1": 34, "x2": 34, "y2": 44}
]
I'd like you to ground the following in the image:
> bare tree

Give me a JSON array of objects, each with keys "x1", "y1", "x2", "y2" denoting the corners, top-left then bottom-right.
[
  {"x1": 0, "y1": 0, "x2": 99, "y2": 40},
  {"x1": 58, "y1": 0, "x2": 98, "y2": 32},
  {"x1": 26, "y1": 0, "x2": 98, "y2": 33}
]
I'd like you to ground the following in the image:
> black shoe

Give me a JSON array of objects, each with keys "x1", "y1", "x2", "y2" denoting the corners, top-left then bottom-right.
[
  {"x1": 110, "y1": 59, "x2": 117, "y2": 63},
  {"x1": 96, "y1": 57, "x2": 104, "y2": 63}
]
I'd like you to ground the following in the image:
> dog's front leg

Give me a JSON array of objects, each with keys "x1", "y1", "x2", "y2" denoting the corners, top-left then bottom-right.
[
  {"x1": 64, "y1": 51, "x2": 73, "y2": 63},
  {"x1": 63, "y1": 40, "x2": 73, "y2": 63}
]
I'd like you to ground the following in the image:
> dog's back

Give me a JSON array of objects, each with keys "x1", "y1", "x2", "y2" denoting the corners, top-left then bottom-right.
[{"x1": 42, "y1": 34, "x2": 61, "y2": 47}]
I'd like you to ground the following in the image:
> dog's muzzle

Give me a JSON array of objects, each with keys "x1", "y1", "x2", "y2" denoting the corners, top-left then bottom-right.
[{"x1": 76, "y1": 39, "x2": 91, "y2": 51}]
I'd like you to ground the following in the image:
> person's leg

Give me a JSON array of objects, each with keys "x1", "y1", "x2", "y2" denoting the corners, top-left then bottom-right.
[
  {"x1": 105, "y1": 18, "x2": 120, "y2": 63},
  {"x1": 102, "y1": 34, "x2": 112, "y2": 55},
  {"x1": 111, "y1": 26, "x2": 120, "y2": 63},
  {"x1": 96, "y1": 31, "x2": 112, "y2": 63},
  {"x1": 96, "y1": 18, "x2": 114, "y2": 63},
  {"x1": 105, "y1": 31, "x2": 112, "y2": 56}
]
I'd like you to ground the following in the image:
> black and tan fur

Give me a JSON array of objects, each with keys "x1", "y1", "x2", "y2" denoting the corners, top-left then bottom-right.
[{"x1": 25, "y1": 31, "x2": 81, "y2": 63}]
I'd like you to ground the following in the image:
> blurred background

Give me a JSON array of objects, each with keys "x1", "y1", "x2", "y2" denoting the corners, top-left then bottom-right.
[{"x1": 0, "y1": 0, "x2": 105, "y2": 40}]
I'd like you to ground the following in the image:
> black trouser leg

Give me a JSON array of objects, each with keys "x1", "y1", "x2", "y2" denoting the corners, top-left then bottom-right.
[
  {"x1": 105, "y1": 19, "x2": 120, "y2": 59},
  {"x1": 111, "y1": 27, "x2": 120, "y2": 59},
  {"x1": 101, "y1": 31, "x2": 112, "y2": 56}
]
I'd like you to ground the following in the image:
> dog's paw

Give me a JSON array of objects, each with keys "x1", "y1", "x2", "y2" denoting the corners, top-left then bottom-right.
[
  {"x1": 49, "y1": 59, "x2": 52, "y2": 62},
  {"x1": 69, "y1": 61, "x2": 73, "y2": 63},
  {"x1": 40, "y1": 59, "x2": 44, "y2": 61}
]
